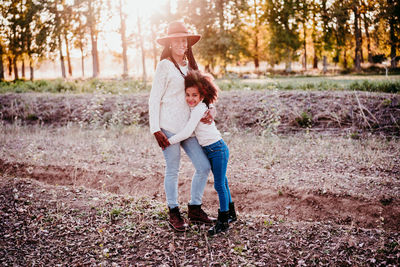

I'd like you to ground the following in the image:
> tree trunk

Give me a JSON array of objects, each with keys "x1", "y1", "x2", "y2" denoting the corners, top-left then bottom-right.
[
  {"x1": 151, "y1": 25, "x2": 158, "y2": 70},
  {"x1": 343, "y1": 48, "x2": 348, "y2": 69},
  {"x1": 13, "y1": 56, "x2": 19, "y2": 80},
  {"x1": 80, "y1": 45, "x2": 85, "y2": 78},
  {"x1": 254, "y1": 34, "x2": 259, "y2": 70},
  {"x1": 0, "y1": 45, "x2": 4, "y2": 80},
  {"x1": 64, "y1": 34, "x2": 73, "y2": 77},
  {"x1": 137, "y1": 15, "x2": 146, "y2": 86},
  {"x1": 285, "y1": 51, "x2": 292, "y2": 73},
  {"x1": 8, "y1": 56, "x2": 12, "y2": 76},
  {"x1": 21, "y1": 59, "x2": 25, "y2": 78},
  {"x1": 359, "y1": 16, "x2": 364, "y2": 63},
  {"x1": 88, "y1": 0, "x2": 99, "y2": 78},
  {"x1": 253, "y1": 0, "x2": 259, "y2": 71},
  {"x1": 313, "y1": 49, "x2": 318, "y2": 69},
  {"x1": 388, "y1": 3, "x2": 397, "y2": 68},
  {"x1": 323, "y1": 56, "x2": 328, "y2": 73},
  {"x1": 353, "y1": 5, "x2": 361, "y2": 72},
  {"x1": 303, "y1": 22, "x2": 307, "y2": 70},
  {"x1": 29, "y1": 57, "x2": 34, "y2": 81},
  {"x1": 58, "y1": 34, "x2": 66, "y2": 78},
  {"x1": 285, "y1": 61, "x2": 292, "y2": 73},
  {"x1": 119, "y1": 0, "x2": 128, "y2": 78},
  {"x1": 362, "y1": 13, "x2": 372, "y2": 63}
]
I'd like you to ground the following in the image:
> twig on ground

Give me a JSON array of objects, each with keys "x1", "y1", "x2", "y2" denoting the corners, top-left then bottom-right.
[
  {"x1": 204, "y1": 232, "x2": 213, "y2": 265},
  {"x1": 354, "y1": 92, "x2": 372, "y2": 129}
]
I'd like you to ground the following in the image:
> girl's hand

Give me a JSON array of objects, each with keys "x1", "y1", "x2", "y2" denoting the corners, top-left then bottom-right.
[
  {"x1": 154, "y1": 131, "x2": 171, "y2": 149},
  {"x1": 200, "y1": 106, "x2": 217, "y2": 125}
]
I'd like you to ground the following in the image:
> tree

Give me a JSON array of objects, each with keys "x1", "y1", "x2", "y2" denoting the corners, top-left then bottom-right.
[
  {"x1": 310, "y1": 0, "x2": 323, "y2": 69},
  {"x1": 265, "y1": 0, "x2": 301, "y2": 72},
  {"x1": 137, "y1": 14, "x2": 147, "y2": 84},
  {"x1": 20, "y1": 0, "x2": 48, "y2": 81},
  {"x1": 241, "y1": 0, "x2": 267, "y2": 71},
  {"x1": 77, "y1": 0, "x2": 103, "y2": 78},
  {"x1": 386, "y1": 0, "x2": 400, "y2": 68},
  {"x1": 88, "y1": 0, "x2": 102, "y2": 77},
  {"x1": 350, "y1": 0, "x2": 362, "y2": 72},
  {"x1": 177, "y1": 0, "x2": 246, "y2": 74},
  {"x1": 119, "y1": 0, "x2": 128, "y2": 78},
  {"x1": 296, "y1": 0, "x2": 312, "y2": 70},
  {"x1": 72, "y1": 1, "x2": 88, "y2": 78},
  {"x1": 0, "y1": 42, "x2": 4, "y2": 80},
  {"x1": 361, "y1": 0, "x2": 374, "y2": 63},
  {"x1": 1, "y1": 0, "x2": 25, "y2": 80},
  {"x1": 331, "y1": 0, "x2": 351, "y2": 68}
]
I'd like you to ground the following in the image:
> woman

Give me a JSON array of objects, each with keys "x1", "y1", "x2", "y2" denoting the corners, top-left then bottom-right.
[{"x1": 148, "y1": 21, "x2": 216, "y2": 232}]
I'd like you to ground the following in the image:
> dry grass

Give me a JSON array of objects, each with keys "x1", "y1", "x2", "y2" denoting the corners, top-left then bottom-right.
[
  {"x1": 226, "y1": 133, "x2": 399, "y2": 199},
  {"x1": 1, "y1": 123, "x2": 398, "y2": 201}
]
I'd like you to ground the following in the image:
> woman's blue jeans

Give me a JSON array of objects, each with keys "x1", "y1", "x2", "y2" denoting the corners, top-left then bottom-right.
[
  {"x1": 202, "y1": 139, "x2": 232, "y2": 212},
  {"x1": 162, "y1": 129, "x2": 211, "y2": 209}
]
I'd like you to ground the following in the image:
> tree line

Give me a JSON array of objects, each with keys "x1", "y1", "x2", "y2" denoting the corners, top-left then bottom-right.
[{"x1": 0, "y1": 0, "x2": 399, "y2": 81}]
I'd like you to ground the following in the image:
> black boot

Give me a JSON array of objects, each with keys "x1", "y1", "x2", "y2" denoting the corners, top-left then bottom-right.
[
  {"x1": 208, "y1": 210, "x2": 229, "y2": 236},
  {"x1": 228, "y1": 202, "x2": 237, "y2": 223}
]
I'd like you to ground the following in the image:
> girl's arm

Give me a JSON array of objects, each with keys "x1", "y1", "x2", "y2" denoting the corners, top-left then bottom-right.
[
  {"x1": 168, "y1": 103, "x2": 208, "y2": 145},
  {"x1": 148, "y1": 61, "x2": 169, "y2": 134}
]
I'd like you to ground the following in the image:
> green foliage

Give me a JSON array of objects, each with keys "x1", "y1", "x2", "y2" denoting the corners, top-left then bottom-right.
[
  {"x1": 0, "y1": 79, "x2": 149, "y2": 94},
  {"x1": 295, "y1": 111, "x2": 313, "y2": 128},
  {"x1": 349, "y1": 80, "x2": 400, "y2": 93},
  {"x1": 1, "y1": 77, "x2": 398, "y2": 94},
  {"x1": 264, "y1": 0, "x2": 301, "y2": 67}
]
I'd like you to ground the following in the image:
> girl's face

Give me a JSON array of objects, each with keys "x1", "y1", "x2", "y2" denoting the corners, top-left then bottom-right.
[
  {"x1": 185, "y1": 86, "x2": 203, "y2": 107},
  {"x1": 170, "y1": 37, "x2": 188, "y2": 58}
]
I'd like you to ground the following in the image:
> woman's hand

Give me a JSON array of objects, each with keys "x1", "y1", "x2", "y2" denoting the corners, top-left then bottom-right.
[
  {"x1": 200, "y1": 106, "x2": 217, "y2": 125},
  {"x1": 154, "y1": 131, "x2": 171, "y2": 150}
]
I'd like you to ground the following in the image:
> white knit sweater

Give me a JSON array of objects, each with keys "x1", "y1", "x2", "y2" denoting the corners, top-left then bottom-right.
[{"x1": 148, "y1": 59, "x2": 189, "y2": 134}]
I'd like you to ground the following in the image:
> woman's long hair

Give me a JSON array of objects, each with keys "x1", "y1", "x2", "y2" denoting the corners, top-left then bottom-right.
[
  {"x1": 184, "y1": 70, "x2": 218, "y2": 107},
  {"x1": 160, "y1": 43, "x2": 199, "y2": 72}
]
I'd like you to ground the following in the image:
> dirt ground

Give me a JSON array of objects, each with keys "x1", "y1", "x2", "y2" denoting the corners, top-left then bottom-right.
[{"x1": 0, "y1": 90, "x2": 399, "y2": 265}]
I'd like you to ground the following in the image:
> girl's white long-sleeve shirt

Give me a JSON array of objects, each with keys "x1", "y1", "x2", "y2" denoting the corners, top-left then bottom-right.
[
  {"x1": 148, "y1": 59, "x2": 189, "y2": 134},
  {"x1": 168, "y1": 102, "x2": 222, "y2": 147}
]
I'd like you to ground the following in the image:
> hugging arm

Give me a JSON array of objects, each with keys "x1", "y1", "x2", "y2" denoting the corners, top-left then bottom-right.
[
  {"x1": 200, "y1": 105, "x2": 217, "y2": 124},
  {"x1": 168, "y1": 104, "x2": 208, "y2": 145}
]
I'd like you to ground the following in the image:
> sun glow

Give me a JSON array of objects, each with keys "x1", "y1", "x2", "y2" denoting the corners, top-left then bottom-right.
[{"x1": 99, "y1": 0, "x2": 172, "y2": 53}]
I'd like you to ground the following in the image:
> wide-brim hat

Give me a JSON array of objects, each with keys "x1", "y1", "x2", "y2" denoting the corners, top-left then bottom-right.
[{"x1": 156, "y1": 21, "x2": 201, "y2": 47}]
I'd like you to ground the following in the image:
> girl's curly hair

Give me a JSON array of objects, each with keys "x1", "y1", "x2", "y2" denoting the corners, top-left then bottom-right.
[{"x1": 184, "y1": 70, "x2": 219, "y2": 106}]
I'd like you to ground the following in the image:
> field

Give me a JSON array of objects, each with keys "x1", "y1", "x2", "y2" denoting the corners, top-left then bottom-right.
[{"x1": 1, "y1": 77, "x2": 399, "y2": 265}]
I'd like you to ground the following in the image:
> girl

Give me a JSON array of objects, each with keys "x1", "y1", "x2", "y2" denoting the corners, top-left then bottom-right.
[{"x1": 167, "y1": 70, "x2": 237, "y2": 236}]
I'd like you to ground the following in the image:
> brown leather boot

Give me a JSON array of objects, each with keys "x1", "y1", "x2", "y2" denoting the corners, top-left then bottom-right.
[
  {"x1": 188, "y1": 204, "x2": 215, "y2": 224},
  {"x1": 168, "y1": 207, "x2": 187, "y2": 232}
]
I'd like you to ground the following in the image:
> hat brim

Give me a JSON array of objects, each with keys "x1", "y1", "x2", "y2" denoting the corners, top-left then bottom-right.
[{"x1": 157, "y1": 33, "x2": 201, "y2": 47}]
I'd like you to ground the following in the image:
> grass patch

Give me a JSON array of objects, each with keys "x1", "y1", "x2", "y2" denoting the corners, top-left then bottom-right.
[
  {"x1": 1, "y1": 75, "x2": 399, "y2": 94},
  {"x1": 216, "y1": 75, "x2": 400, "y2": 93},
  {"x1": 0, "y1": 78, "x2": 150, "y2": 94}
]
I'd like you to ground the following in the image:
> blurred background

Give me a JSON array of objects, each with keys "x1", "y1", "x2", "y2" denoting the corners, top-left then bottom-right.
[{"x1": 0, "y1": 0, "x2": 399, "y2": 81}]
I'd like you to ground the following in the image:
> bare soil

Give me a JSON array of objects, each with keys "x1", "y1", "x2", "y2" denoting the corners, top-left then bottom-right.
[
  {"x1": 0, "y1": 90, "x2": 399, "y2": 265},
  {"x1": 1, "y1": 176, "x2": 399, "y2": 266}
]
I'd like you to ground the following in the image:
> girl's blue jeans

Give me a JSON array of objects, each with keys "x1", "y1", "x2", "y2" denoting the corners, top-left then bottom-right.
[
  {"x1": 202, "y1": 139, "x2": 232, "y2": 212},
  {"x1": 162, "y1": 129, "x2": 211, "y2": 209}
]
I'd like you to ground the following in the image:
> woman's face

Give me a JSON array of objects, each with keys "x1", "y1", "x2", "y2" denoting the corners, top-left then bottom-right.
[
  {"x1": 170, "y1": 37, "x2": 188, "y2": 58},
  {"x1": 185, "y1": 86, "x2": 203, "y2": 108}
]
